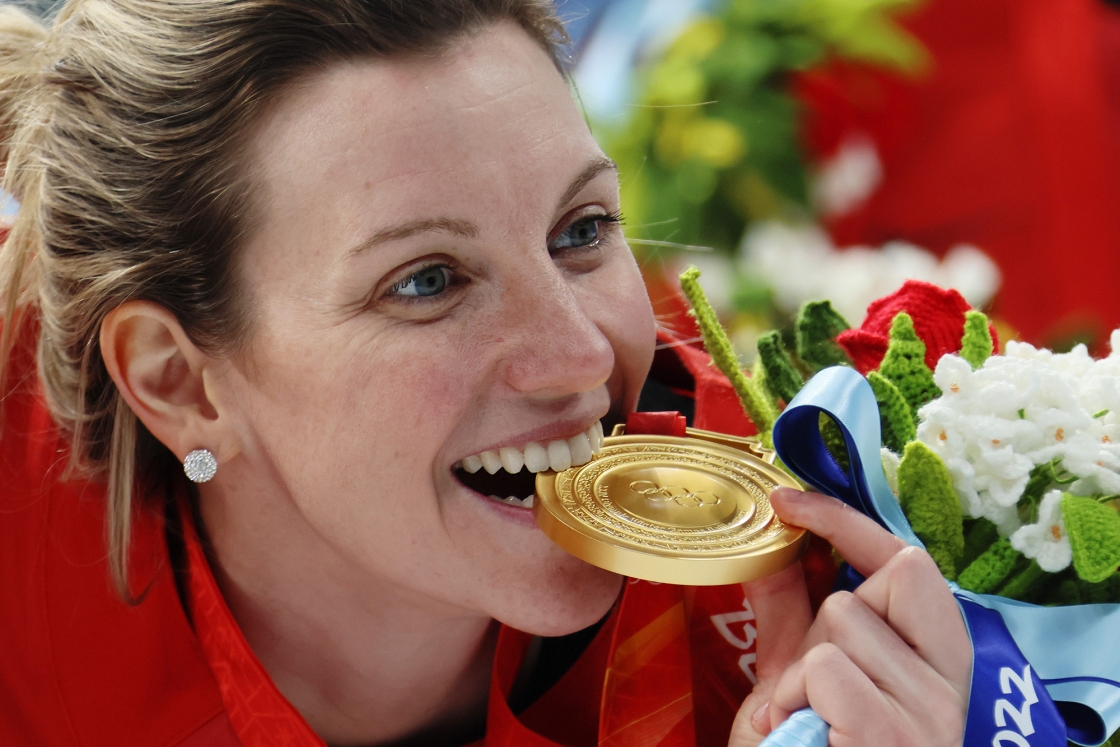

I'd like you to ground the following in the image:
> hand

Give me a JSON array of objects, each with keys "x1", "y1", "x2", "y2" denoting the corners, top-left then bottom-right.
[{"x1": 728, "y1": 488, "x2": 971, "y2": 747}]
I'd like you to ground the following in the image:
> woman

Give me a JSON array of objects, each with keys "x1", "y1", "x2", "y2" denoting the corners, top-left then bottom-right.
[{"x1": 0, "y1": 1, "x2": 970, "y2": 745}]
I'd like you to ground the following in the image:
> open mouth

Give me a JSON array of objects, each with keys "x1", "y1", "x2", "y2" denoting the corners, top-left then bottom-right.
[{"x1": 453, "y1": 421, "x2": 604, "y2": 508}]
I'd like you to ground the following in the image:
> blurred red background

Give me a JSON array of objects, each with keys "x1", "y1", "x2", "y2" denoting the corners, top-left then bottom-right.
[{"x1": 797, "y1": 0, "x2": 1120, "y2": 349}]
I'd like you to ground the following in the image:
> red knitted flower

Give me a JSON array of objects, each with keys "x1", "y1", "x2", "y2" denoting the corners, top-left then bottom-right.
[{"x1": 837, "y1": 280, "x2": 999, "y2": 374}]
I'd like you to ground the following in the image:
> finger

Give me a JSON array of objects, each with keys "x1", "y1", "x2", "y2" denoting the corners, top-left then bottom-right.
[
  {"x1": 743, "y1": 561, "x2": 813, "y2": 684},
  {"x1": 734, "y1": 562, "x2": 814, "y2": 739},
  {"x1": 770, "y1": 641, "x2": 964, "y2": 747},
  {"x1": 770, "y1": 488, "x2": 908, "y2": 578},
  {"x1": 777, "y1": 491, "x2": 972, "y2": 695},
  {"x1": 795, "y1": 589, "x2": 948, "y2": 708},
  {"x1": 727, "y1": 697, "x2": 773, "y2": 747},
  {"x1": 768, "y1": 642, "x2": 895, "y2": 744},
  {"x1": 851, "y1": 546, "x2": 972, "y2": 693}
]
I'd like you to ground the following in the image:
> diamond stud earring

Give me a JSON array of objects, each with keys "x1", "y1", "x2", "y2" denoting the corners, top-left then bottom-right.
[{"x1": 183, "y1": 449, "x2": 218, "y2": 483}]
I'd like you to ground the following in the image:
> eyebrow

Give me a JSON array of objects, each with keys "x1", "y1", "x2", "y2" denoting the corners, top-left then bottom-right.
[
  {"x1": 346, "y1": 157, "x2": 618, "y2": 258},
  {"x1": 347, "y1": 217, "x2": 479, "y2": 258},
  {"x1": 559, "y1": 156, "x2": 618, "y2": 210}
]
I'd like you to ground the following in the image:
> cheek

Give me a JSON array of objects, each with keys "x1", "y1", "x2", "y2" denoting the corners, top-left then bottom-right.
[
  {"x1": 591, "y1": 254, "x2": 656, "y2": 406},
  {"x1": 227, "y1": 330, "x2": 497, "y2": 604},
  {"x1": 234, "y1": 327, "x2": 478, "y2": 506}
]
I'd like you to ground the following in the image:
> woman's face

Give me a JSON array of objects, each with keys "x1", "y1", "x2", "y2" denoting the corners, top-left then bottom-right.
[{"x1": 211, "y1": 23, "x2": 655, "y2": 634}]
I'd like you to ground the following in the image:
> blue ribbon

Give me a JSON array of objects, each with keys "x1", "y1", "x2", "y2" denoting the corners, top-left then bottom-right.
[
  {"x1": 759, "y1": 366, "x2": 1120, "y2": 747},
  {"x1": 956, "y1": 597, "x2": 1066, "y2": 747}
]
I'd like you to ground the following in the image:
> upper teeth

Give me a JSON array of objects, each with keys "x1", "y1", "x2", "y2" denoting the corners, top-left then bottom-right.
[{"x1": 458, "y1": 421, "x2": 604, "y2": 475}]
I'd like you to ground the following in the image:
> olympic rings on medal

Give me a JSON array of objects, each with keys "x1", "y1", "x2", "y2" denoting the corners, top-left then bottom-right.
[{"x1": 629, "y1": 480, "x2": 721, "y2": 508}]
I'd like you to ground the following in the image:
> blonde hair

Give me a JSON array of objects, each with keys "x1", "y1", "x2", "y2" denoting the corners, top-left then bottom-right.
[{"x1": 0, "y1": 0, "x2": 566, "y2": 599}]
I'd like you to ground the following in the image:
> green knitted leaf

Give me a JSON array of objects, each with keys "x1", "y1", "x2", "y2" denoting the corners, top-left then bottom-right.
[
  {"x1": 795, "y1": 300, "x2": 852, "y2": 372},
  {"x1": 959, "y1": 518, "x2": 1000, "y2": 575},
  {"x1": 996, "y1": 561, "x2": 1045, "y2": 601},
  {"x1": 1062, "y1": 493, "x2": 1120, "y2": 583},
  {"x1": 757, "y1": 330, "x2": 804, "y2": 404},
  {"x1": 749, "y1": 355, "x2": 782, "y2": 414},
  {"x1": 819, "y1": 413, "x2": 850, "y2": 472},
  {"x1": 680, "y1": 267, "x2": 778, "y2": 435},
  {"x1": 1083, "y1": 573, "x2": 1120, "y2": 604},
  {"x1": 959, "y1": 310, "x2": 994, "y2": 370},
  {"x1": 958, "y1": 537, "x2": 1023, "y2": 594},
  {"x1": 897, "y1": 441, "x2": 964, "y2": 580},
  {"x1": 878, "y1": 312, "x2": 941, "y2": 423},
  {"x1": 866, "y1": 371, "x2": 915, "y2": 453},
  {"x1": 1054, "y1": 578, "x2": 1084, "y2": 606},
  {"x1": 1053, "y1": 573, "x2": 1120, "y2": 605}
]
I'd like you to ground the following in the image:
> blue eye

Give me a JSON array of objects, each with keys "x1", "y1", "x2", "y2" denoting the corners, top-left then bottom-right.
[
  {"x1": 550, "y1": 212, "x2": 621, "y2": 254},
  {"x1": 389, "y1": 264, "x2": 451, "y2": 298},
  {"x1": 552, "y1": 218, "x2": 600, "y2": 251}
]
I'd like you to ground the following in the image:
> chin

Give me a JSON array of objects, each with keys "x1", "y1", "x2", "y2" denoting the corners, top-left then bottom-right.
[{"x1": 489, "y1": 556, "x2": 624, "y2": 637}]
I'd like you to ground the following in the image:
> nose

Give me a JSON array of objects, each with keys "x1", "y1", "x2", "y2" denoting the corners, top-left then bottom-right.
[{"x1": 500, "y1": 268, "x2": 615, "y2": 400}]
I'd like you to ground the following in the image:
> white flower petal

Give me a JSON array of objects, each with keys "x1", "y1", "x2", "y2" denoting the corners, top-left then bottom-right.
[
  {"x1": 881, "y1": 448, "x2": 901, "y2": 498},
  {"x1": 1009, "y1": 491, "x2": 1071, "y2": 571},
  {"x1": 1036, "y1": 539, "x2": 1073, "y2": 573}
]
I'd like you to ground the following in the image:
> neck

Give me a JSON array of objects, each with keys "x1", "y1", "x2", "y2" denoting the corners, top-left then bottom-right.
[{"x1": 198, "y1": 484, "x2": 497, "y2": 746}]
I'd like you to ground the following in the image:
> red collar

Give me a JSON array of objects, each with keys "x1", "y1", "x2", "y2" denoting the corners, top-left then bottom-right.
[{"x1": 182, "y1": 505, "x2": 325, "y2": 746}]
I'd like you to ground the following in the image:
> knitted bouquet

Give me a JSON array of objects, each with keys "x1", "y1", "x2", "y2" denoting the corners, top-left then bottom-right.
[{"x1": 681, "y1": 269, "x2": 1120, "y2": 607}]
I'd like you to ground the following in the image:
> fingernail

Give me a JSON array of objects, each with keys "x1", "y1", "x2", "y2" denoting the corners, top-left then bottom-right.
[
  {"x1": 772, "y1": 487, "x2": 804, "y2": 501},
  {"x1": 752, "y1": 701, "x2": 769, "y2": 727}
]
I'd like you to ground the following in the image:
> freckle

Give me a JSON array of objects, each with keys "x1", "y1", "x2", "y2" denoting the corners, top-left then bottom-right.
[
  {"x1": 1056, "y1": 428, "x2": 1065, "y2": 442},
  {"x1": 950, "y1": 383, "x2": 960, "y2": 393},
  {"x1": 1050, "y1": 525, "x2": 1062, "y2": 541},
  {"x1": 939, "y1": 431, "x2": 947, "y2": 441},
  {"x1": 1098, "y1": 461, "x2": 1104, "y2": 467},
  {"x1": 363, "y1": 180, "x2": 371, "y2": 189},
  {"x1": 992, "y1": 439, "x2": 1000, "y2": 445}
]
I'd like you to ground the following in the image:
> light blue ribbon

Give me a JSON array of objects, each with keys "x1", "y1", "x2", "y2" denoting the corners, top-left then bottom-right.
[{"x1": 759, "y1": 366, "x2": 1120, "y2": 747}]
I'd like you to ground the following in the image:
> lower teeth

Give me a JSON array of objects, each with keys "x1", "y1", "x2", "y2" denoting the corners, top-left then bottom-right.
[{"x1": 488, "y1": 494, "x2": 535, "y2": 508}]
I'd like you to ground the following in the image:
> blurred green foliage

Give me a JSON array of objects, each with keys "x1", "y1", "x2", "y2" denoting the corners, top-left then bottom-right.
[{"x1": 600, "y1": 0, "x2": 927, "y2": 254}]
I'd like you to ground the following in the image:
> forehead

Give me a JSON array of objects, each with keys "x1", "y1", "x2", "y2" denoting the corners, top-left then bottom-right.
[{"x1": 250, "y1": 24, "x2": 599, "y2": 232}]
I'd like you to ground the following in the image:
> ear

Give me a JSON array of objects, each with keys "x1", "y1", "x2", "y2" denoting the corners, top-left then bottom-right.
[{"x1": 100, "y1": 301, "x2": 240, "y2": 465}]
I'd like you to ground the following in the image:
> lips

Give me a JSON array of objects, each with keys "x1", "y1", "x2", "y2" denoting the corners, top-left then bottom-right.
[{"x1": 453, "y1": 421, "x2": 604, "y2": 508}]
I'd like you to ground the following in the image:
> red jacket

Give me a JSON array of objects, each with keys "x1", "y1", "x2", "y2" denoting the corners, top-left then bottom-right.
[{"x1": 0, "y1": 318, "x2": 832, "y2": 747}]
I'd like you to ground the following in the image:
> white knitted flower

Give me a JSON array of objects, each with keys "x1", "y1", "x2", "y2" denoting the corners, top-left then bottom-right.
[
  {"x1": 1009, "y1": 490, "x2": 1072, "y2": 573},
  {"x1": 916, "y1": 333, "x2": 1120, "y2": 536}
]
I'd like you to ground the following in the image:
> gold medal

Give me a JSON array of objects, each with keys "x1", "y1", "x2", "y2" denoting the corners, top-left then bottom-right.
[{"x1": 534, "y1": 427, "x2": 807, "y2": 586}]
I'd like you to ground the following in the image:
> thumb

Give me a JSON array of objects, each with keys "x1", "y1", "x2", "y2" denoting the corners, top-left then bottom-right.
[{"x1": 737, "y1": 561, "x2": 813, "y2": 736}]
